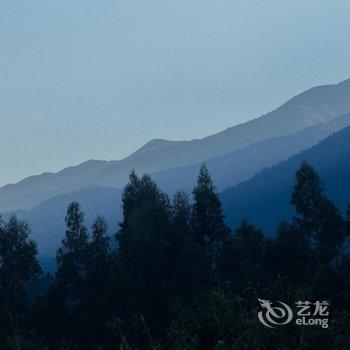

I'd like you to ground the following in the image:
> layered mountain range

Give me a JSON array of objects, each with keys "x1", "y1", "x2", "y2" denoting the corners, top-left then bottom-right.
[
  {"x1": 2, "y1": 78, "x2": 350, "y2": 253},
  {"x1": 221, "y1": 125, "x2": 350, "y2": 233}
]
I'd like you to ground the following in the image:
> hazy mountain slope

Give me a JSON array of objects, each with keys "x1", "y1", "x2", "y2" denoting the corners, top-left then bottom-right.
[
  {"x1": 127, "y1": 138, "x2": 188, "y2": 159},
  {"x1": 220, "y1": 126, "x2": 350, "y2": 234},
  {"x1": 3, "y1": 186, "x2": 123, "y2": 254},
  {"x1": 0, "y1": 139, "x2": 183, "y2": 212},
  {"x1": 1, "y1": 78, "x2": 350, "y2": 213},
  {"x1": 152, "y1": 113, "x2": 350, "y2": 194},
  {"x1": 0, "y1": 160, "x2": 116, "y2": 212},
  {"x1": 9, "y1": 114, "x2": 350, "y2": 255},
  {"x1": 91, "y1": 79, "x2": 350, "y2": 187}
]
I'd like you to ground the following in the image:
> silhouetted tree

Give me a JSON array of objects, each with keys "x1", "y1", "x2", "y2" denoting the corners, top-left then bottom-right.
[
  {"x1": 191, "y1": 163, "x2": 230, "y2": 271},
  {"x1": 291, "y1": 161, "x2": 324, "y2": 241},
  {"x1": 56, "y1": 202, "x2": 89, "y2": 301},
  {"x1": 315, "y1": 198, "x2": 345, "y2": 264},
  {"x1": 291, "y1": 161, "x2": 345, "y2": 263},
  {"x1": 117, "y1": 171, "x2": 174, "y2": 345},
  {"x1": 267, "y1": 221, "x2": 313, "y2": 283},
  {"x1": 169, "y1": 191, "x2": 209, "y2": 304},
  {"x1": 0, "y1": 215, "x2": 41, "y2": 349},
  {"x1": 75, "y1": 216, "x2": 112, "y2": 348},
  {"x1": 40, "y1": 202, "x2": 90, "y2": 348},
  {"x1": 172, "y1": 191, "x2": 191, "y2": 240},
  {"x1": 3, "y1": 162, "x2": 350, "y2": 349},
  {"x1": 219, "y1": 219, "x2": 267, "y2": 291}
]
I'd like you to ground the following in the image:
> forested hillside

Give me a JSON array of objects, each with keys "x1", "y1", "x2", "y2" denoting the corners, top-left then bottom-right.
[
  {"x1": 1, "y1": 163, "x2": 350, "y2": 349},
  {"x1": 5, "y1": 115, "x2": 350, "y2": 255},
  {"x1": 221, "y1": 125, "x2": 350, "y2": 233}
]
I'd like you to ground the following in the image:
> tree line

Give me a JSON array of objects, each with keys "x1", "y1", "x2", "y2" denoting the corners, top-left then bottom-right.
[{"x1": 0, "y1": 161, "x2": 350, "y2": 349}]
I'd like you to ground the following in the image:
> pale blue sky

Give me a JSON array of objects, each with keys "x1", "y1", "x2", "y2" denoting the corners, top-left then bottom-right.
[{"x1": 1, "y1": 0, "x2": 350, "y2": 186}]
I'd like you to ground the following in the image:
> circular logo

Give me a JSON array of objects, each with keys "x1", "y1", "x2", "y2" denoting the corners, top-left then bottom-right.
[{"x1": 258, "y1": 298, "x2": 293, "y2": 328}]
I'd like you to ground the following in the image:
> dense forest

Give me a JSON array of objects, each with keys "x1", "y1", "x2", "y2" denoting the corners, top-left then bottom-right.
[{"x1": 1, "y1": 162, "x2": 350, "y2": 349}]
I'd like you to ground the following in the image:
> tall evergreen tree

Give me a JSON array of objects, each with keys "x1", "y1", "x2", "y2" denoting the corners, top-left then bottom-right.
[
  {"x1": 191, "y1": 163, "x2": 230, "y2": 269},
  {"x1": 90, "y1": 215, "x2": 110, "y2": 263},
  {"x1": 291, "y1": 161, "x2": 324, "y2": 240},
  {"x1": 117, "y1": 171, "x2": 174, "y2": 345},
  {"x1": 76, "y1": 216, "x2": 112, "y2": 348},
  {"x1": 291, "y1": 161, "x2": 345, "y2": 263},
  {"x1": 169, "y1": 191, "x2": 209, "y2": 304},
  {"x1": 46, "y1": 202, "x2": 90, "y2": 347},
  {"x1": 56, "y1": 202, "x2": 89, "y2": 297},
  {"x1": 315, "y1": 198, "x2": 345, "y2": 263},
  {"x1": 0, "y1": 215, "x2": 41, "y2": 349}
]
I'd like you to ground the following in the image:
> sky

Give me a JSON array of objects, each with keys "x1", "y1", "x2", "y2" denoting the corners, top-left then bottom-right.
[{"x1": 1, "y1": 0, "x2": 350, "y2": 186}]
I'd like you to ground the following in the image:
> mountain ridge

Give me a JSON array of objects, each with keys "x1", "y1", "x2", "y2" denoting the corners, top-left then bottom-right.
[
  {"x1": 151, "y1": 112, "x2": 350, "y2": 194},
  {"x1": 8, "y1": 113, "x2": 350, "y2": 254},
  {"x1": 1, "y1": 78, "x2": 350, "y2": 212},
  {"x1": 220, "y1": 125, "x2": 350, "y2": 233}
]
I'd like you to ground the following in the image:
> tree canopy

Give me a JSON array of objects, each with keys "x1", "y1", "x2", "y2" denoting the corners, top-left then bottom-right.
[{"x1": 1, "y1": 162, "x2": 350, "y2": 349}]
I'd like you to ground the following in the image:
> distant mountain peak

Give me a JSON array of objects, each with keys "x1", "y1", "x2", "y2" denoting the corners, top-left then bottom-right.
[
  {"x1": 144, "y1": 138, "x2": 176, "y2": 148},
  {"x1": 127, "y1": 138, "x2": 187, "y2": 159}
]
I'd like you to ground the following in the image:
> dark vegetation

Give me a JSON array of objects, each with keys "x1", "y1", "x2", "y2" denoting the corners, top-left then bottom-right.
[
  {"x1": 221, "y1": 125, "x2": 350, "y2": 233},
  {"x1": 1, "y1": 162, "x2": 350, "y2": 349}
]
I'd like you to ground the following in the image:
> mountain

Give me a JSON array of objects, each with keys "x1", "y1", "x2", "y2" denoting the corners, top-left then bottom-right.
[
  {"x1": 152, "y1": 113, "x2": 350, "y2": 194},
  {"x1": 220, "y1": 125, "x2": 350, "y2": 234},
  {"x1": 2, "y1": 78, "x2": 350, "y2": 212},
  {"x1": 87, "y1": 78, "x2": 350, "y2": 187},
  {"x1": 9, "y1": 113, "x2": 350, "y2": 255},
  {"x1": 0, "y1": 160, "x2": 116, "y2": 213},
  {"x1": 2, "y1": 186, "x2": 123, "y2": 254}
]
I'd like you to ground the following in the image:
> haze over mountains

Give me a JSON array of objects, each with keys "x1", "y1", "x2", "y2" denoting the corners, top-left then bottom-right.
[
  {"x1": 221, "y1": 125, "x2": 350, "y2": 233},
  {"x1": 2, "y1": 78, "x2": 350, "y2": 254},
  {"x1": 152, "y1": 113, "x2": 350, "y2": 194},
  {"x1": 2, "y1": 79, "x2": 350, "y2": 213}
]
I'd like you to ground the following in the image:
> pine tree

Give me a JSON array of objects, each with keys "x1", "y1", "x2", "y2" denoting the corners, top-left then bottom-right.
[
  {"x1": 191, "y1": 163, "x2": 230, "y2": 269},
  {"x1": 0, "y1": 215, "x2": 41, "y2": 349}
]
